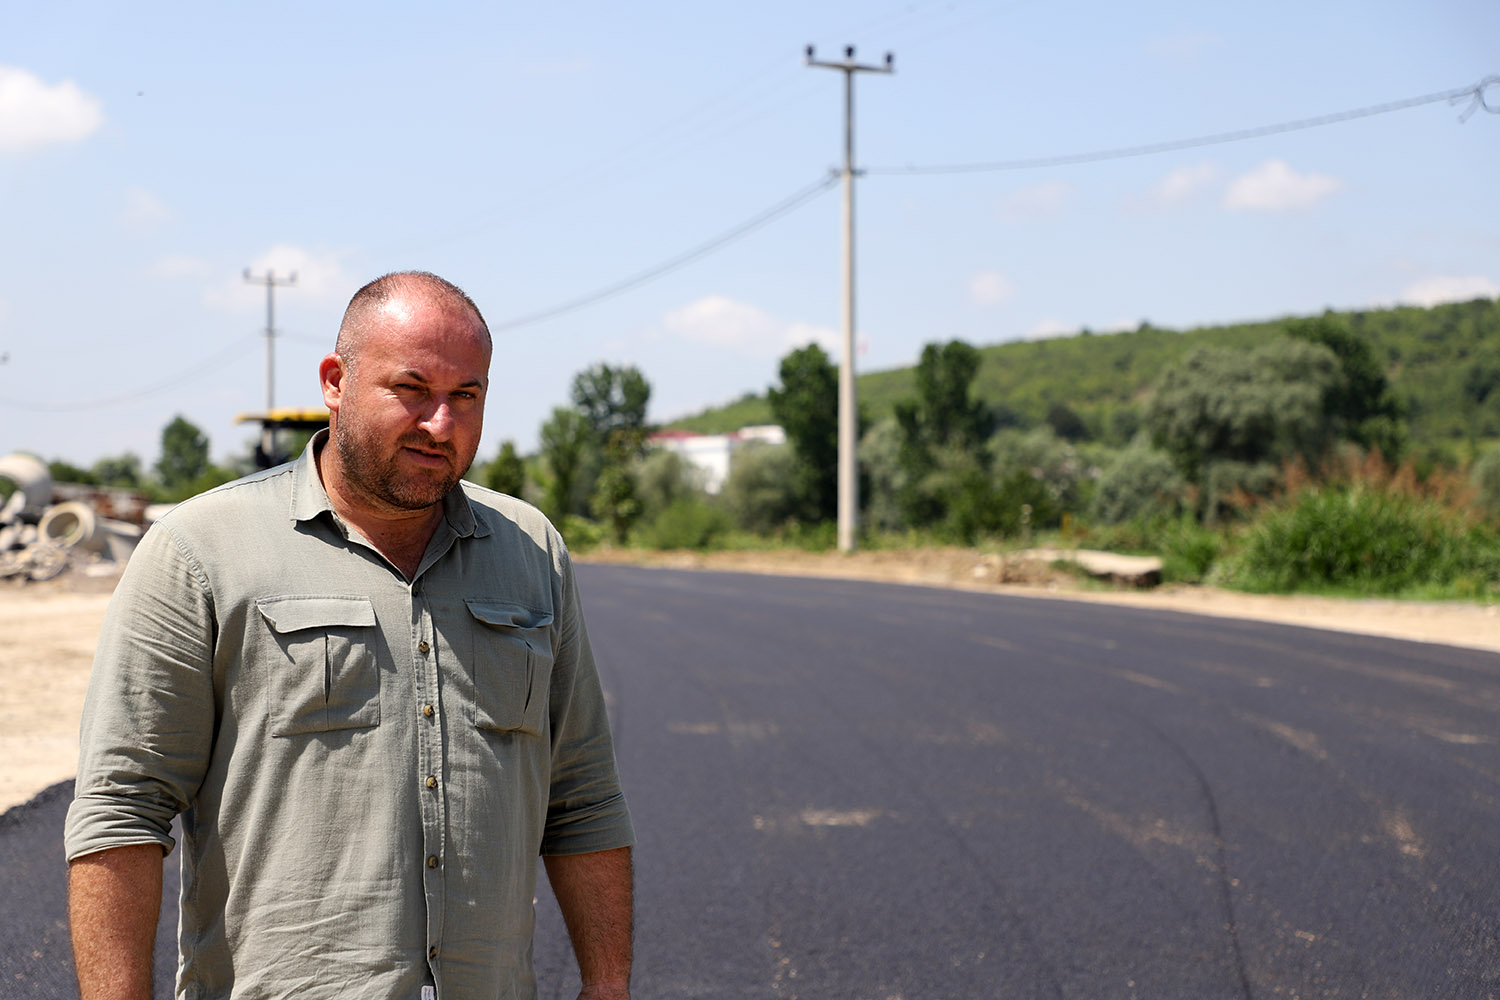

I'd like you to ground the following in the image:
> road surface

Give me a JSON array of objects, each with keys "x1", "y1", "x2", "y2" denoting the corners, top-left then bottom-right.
[{"x1": 6, "y1": 564, "x2": 1498, "y2": 999}]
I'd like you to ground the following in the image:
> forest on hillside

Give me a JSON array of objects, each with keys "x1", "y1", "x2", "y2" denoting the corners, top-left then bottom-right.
[{"x1": 672, "y1": 296, "x2": 1500, "y2": 468}]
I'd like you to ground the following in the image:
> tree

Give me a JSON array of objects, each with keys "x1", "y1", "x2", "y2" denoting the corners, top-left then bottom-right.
[
  {"x1": 539, "y1": 407, "x2": 590, "y2": 521},
  {"x1": 893, "y1": 339, "x2": 993, "y2": 527},
  {"x1": 155, "y1": 415, "x2": 211, "y2": 491},
  {"x1": 766, "y1": 344, "x2": 839, "y2": 522},
  {"x1": 91, "y1": 453, "x2": 143, "y2": 488},
  {"x1": 634, "y1": 448, "x2": 700, "y2": 523},
  {"x1": 1044, "y1": 402, "x2": 1089, "y2": 442},
  {"x1": 1287, "y1": 316, "x2": 1404, "y2": 458},
  {"x1": 566, "y1": 363, "x2": 651, "y2": 532},
  {"x1": 721, "y1": 443, "x2": 803, "y2": 534},
  {"x1": 571, "y1": 363, "x2": 651, "y2": 445},
  {"x1": 589, "y1": 436, "x2": 642, "y2": 543},
  {"x1": 48, "y1": 460, "x2": 97, "y2": 485},
  {"x1": 483, "y1": 440, "x2": 526, "y2": 497},
  {"x1": 902, "y1": 340, "x2": 991, "y2": 450},
  {"x1": 1146, "y1": 340, "x2": 1342, "y2": 484}
]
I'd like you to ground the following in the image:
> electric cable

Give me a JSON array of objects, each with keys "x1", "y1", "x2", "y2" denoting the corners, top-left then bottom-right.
[
  {"x1": 491, "y1": 173, "x2": 839, "y2": 332},
  {"x1": 868, "y1": 75, "x2": 1500, "y2": 175},
  {"x1": 0, "y1": 334, "x2": 262, "y2": 413}
]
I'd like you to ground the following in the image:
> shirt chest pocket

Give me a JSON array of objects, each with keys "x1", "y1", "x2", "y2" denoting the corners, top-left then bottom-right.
[
  {"x1": 465, "y1": 600, "x2": 554, "y2": 737},
  {"x1": 257, "y1": 596, "x2": 381, "y2": 738}
]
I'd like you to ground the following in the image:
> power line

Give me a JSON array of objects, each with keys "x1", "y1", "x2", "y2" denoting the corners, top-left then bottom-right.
[
  {"x1": 0, "y1": 334, "x2": 262, "y2": 413},
  {"x1": 868, "y1": 75, "x2": 1500, "y2": 176},
  {"x1": 490, "y1": 173, "x2": 839, "y2": 333}
]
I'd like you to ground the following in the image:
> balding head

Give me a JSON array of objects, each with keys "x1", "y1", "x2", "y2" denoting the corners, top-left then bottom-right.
[{"x1": 335, "y1": 271, "x2": 491, "y2": 381}]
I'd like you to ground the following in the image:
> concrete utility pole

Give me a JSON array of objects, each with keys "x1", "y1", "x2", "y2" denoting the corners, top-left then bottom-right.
[
  {"x1": 243, "y1": 268, "x2": 297, "y2": 460},
  {"x1": 806, "y1": 44, "x2": 893, "y2": 554}
]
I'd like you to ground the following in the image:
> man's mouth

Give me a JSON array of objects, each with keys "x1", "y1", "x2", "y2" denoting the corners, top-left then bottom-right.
[{"x1": 401, "y1": 443, "x2": 452, "y2": 468}]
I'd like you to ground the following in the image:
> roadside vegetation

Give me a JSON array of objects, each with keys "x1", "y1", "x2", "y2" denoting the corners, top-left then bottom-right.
[
  {"x1": 20, "y1": 297, "x2": 1500, "y2": 600},
  {"x1": 485, "y1": 297, "x2": 1500, "y2": 602}
]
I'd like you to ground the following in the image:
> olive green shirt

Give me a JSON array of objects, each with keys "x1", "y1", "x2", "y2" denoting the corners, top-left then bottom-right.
[{"x1": 65, "y1": 434, "x2": 633, "y2": 999}]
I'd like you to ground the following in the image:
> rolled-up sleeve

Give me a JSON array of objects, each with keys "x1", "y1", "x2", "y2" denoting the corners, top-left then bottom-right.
[
  {"x1": 65, "y1": 522, "x2": 217, "y2": 861},
  {"x1": 539, "y1": 546, "x2": 634, "y2": 857}
]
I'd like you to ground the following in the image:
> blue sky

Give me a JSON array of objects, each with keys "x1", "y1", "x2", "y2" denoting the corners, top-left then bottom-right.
[{"x1": 2, "y1": 0, "x2": 1497, "y2": 468}]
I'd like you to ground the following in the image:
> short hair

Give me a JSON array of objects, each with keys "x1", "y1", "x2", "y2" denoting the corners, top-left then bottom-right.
[{"x1": 334, "y1": 271, "x2": 492, "y2": 378}]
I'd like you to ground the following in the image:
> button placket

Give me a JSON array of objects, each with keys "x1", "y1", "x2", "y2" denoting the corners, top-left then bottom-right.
[{"x1": 412, "y1": 589, "x2": 446, "y2": 977}]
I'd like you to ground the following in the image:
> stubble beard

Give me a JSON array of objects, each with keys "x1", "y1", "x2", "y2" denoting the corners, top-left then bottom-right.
[{"x1": 334, "y1": 412, "x2": 468, "y2": 512}]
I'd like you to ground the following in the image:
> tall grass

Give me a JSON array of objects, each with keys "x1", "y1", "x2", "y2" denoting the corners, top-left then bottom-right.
[{"x1": 1216, "y1": 458, "x2": 1500, "y2": 596}]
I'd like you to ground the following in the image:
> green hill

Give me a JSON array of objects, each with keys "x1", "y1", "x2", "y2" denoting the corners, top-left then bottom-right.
[{"x1": 668, "y1": 297, "x2": 1500, "y2": 463}]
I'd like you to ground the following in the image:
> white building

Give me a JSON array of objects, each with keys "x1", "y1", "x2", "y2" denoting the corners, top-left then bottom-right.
[{"x1": 648, "y1": 425, "x2": 786, "y2": 494}]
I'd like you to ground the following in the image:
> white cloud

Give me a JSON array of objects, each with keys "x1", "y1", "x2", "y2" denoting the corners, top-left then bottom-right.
[
  {"x1": 0, "y1": 65, "x2": 104, "y2": 154},
  {"x1": 1225, "y1": 160, "x2": 1342, "y2": 212},
  {"x1": 1150, "y1": 163, "x2": 1222, "y2": 206},
  {"x1": 999, "y1": 181, "x2": 1070, "y2": 222},
  {"x1": 969, "y1": 271, "x2": 1014, "y2": 306},
  {"x1": 662, "y1": 295, "x2": 839, "y2": 357},
  {"x1": 149, "y1": 254, "x2": 211, "y2": 278},
  {"x1": 121, "y1": 187, "x2": 172, "y2": 228},
  {"x1": 203, "y1": 245, "x2": 354, "y2": 309},
  {"x1": 1399, "y1": 275, "x2": 1500, "y2": 307}
]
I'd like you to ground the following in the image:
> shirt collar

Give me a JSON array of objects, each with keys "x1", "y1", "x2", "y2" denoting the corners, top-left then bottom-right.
[{"x1": 289, "y1": 429, "x2": 483, "y2": 538}]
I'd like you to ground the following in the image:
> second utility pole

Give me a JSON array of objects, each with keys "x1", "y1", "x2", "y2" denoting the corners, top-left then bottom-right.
[
  {"x1": 243, "y1": 267, "x2": 298, "y2": 461},
  {"x1": 806, "y1": 44, "x2": 893, "y2": 554}
]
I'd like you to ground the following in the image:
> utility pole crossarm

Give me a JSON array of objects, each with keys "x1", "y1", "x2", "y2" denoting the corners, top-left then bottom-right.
[{"x1": 805, "y1": 44, "x2": 894, "y2": 554}]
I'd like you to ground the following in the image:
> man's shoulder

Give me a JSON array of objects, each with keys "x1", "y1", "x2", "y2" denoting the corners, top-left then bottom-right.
[
  {"x1": 151, "y1": 464, "x2": 296, "y2": 535},
  {"x1": 459, "y1": 481, "x2": 561, "y2": 545}
]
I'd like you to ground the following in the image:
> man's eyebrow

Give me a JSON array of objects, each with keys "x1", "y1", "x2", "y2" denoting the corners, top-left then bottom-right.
[{"x1": 393, "y1": 369, "x2": 486, "y2": 390}]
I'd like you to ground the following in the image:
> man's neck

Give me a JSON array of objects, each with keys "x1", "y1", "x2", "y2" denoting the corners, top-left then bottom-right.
[{"x1": 315, "y1": 444, "x2": 445, "y2": 579}]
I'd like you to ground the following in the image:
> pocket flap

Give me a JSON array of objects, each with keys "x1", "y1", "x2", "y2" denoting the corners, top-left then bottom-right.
[
  {"x1": 257, "y1": 596, "x2": 377, "y2": 633},
  {"x1": 465, "y1": 599, "x2": 554, "y2": 631}
]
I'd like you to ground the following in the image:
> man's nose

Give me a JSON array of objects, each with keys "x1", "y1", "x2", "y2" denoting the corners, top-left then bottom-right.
[{"x1": 420, "y1": 400, "x2": 455, "y2": 440}]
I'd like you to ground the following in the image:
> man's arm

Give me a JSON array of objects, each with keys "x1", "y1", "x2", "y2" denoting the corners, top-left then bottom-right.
[
  {"x1": 69, "y1": 844, "x2": 164, "y2": 1000},
  {"x1": 544, "y1": 846, "x2": 633, "y2": 1000}
]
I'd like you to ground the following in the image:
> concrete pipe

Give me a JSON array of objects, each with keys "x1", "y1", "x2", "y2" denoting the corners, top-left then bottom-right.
[
  {"x1": 0, "y1": 452, "x2": 52, "y2": 520},
  {"x1": 38, "y1": 500, "x2": 106, "y2": 553}
]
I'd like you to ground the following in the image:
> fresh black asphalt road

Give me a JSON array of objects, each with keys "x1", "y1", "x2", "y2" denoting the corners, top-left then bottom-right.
[{"x1": 5, "y1": 564, "x2": 1499, "y2": 998}]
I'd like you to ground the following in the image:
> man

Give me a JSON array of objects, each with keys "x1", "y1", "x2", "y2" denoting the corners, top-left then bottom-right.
[{"x1": 65, "y1": 272, "x2": 634, "y2": 1000}]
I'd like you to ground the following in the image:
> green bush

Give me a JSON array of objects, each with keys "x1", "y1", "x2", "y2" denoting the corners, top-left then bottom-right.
[
  {"x1": 1157, "y1": 517, "x2": 1225, "y2": 583},
  {"x1": 1472, "y1": 447, "x2": 1500, "y2": 521},
  {"x1": 557, "y1": 515, "x2": 606, "y2": 552},
  {"x1": 1090, "y1": 439, "x2": 1185, "y2": 524},
  {"x1": 720, "y1": 443, "x2": 803, "y2": 533},
  {"x1": 1217, "y1": 483, "x2": 1500, "y2": 595},
  {"x1": 633, "y1": 497, "x2": 732, "y2": 550}
]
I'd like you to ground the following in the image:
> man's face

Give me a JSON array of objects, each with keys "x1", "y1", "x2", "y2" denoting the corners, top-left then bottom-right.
[{"x1": 326, "y1": 295, "x2": 490, "y2": 513}]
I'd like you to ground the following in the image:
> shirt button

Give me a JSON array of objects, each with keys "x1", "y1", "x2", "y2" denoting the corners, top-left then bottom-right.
[
  {"x1": 422, "y1": 704, "x2": 434, "y2": 718},
  {"x1": 428, "y1": 945, "x2": 438, "y2": 959},
  {"x1": 426, "y1": 775, "x2": 438, "y2": 789},
  {"x1": 418, "y1": 640, "x2": 430, "y2": 654},
  {"x1": 427, "y1": 855, "x2": 440, "y2": 869}
]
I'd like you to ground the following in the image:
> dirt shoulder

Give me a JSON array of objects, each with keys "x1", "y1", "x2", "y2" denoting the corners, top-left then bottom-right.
[
  {"x1": 4, "y1": 550, "x2": 1496, "y2": 814},
  {"x1": 579, "y1": 546, "x2": 1500, "y2": 655}
]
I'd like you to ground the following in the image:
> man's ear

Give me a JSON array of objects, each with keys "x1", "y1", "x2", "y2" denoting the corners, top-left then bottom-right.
[{"x1": 319, "y1": 354, "x2": 345, "y2": 411}]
